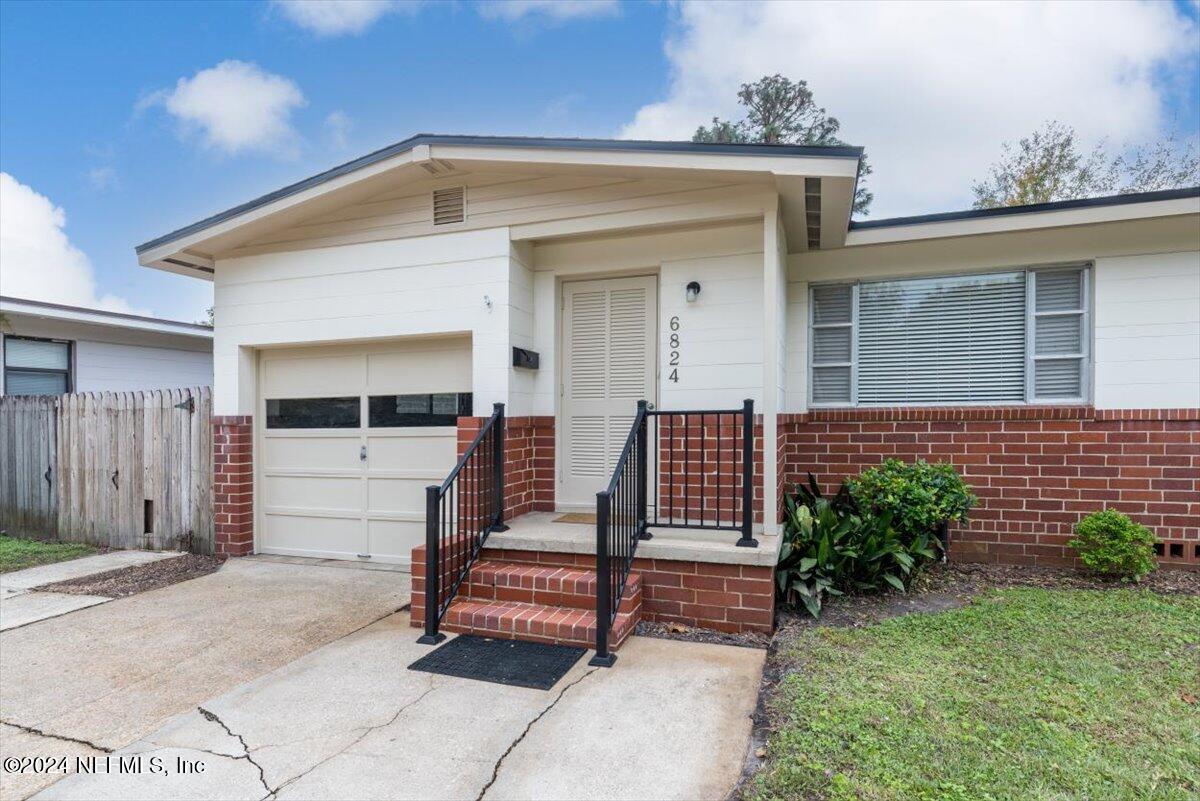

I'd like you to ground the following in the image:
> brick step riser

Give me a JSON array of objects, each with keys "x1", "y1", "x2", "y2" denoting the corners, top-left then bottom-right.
[
  {"x1": 444, "y1": 586, "x2": 641, "y2": 651},
  {"x1": 461, "y1": 568, "x2": 641, "y2": 612}
]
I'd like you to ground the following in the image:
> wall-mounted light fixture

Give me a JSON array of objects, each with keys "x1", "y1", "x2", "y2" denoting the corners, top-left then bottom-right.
[{"x1": 685, "y1": 281, "x2": 702, "y2": 303}]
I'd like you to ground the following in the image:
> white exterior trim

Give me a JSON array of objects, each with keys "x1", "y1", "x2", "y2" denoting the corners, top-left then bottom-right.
[{"x1": 0, "y1": 296, "x2": 212, "y2": 340}]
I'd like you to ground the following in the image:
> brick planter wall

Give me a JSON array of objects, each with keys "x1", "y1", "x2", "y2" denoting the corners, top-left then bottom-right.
[
  {"x1": 781, "y1": 407, "x2": 1200, "y2": 569},
  {"x1": 212, "y1": 416, "x2": 253, "y2": 558}
]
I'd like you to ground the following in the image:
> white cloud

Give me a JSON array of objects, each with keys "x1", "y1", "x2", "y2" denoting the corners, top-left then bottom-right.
[
  {"x1": 622, "y1": 1, "x2": 1199, "y2": 217},
  {"x1": 0, "y1": 173, "x2": 148, "y2": 315},
  {"x1": 143, "y1": 60, "x2": 306, "y2": 157},
  {"x1": 324, "y1": 110, "x2": 353, "y2": 150},
  {"x1": 272, "y1": 0, "x2": 421, "y2": 36},
  {"x1": 86, "y1": 166, "x2": 118, "y2": 191},
  {"x1": 478, "y1": 0, "x2": 619, "y2": 23}
]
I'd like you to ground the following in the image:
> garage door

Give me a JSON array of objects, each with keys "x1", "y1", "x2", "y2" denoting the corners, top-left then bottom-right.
[{"x1": 257, "y1": 338, "x2": 471, "y2": 567}]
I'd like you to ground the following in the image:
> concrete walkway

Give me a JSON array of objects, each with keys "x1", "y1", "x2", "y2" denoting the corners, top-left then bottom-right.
[
  {"x1": 0, "y1": 550, "x2": 182, "y2": 631},
  {"x1": 1, "y1": 559, "x2": 410, "y2": 801},
  {"x1": 31, "y1": 616, "x2": 763, "y2": 801}
]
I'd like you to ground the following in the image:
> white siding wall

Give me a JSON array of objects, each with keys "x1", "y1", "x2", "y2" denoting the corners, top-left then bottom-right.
[
  {"x1": 1, "y1": 322, "x2": 211, "y2": 396},
  {"x1": 73, "y1": 341, "x2": 212, "y2": 392},
  {"x1": 1093, "y1": 250, "x2": 1200, "y2": 409},
  {"x1": 212, "y1": 227, "x2": 513, "y2": 416}
]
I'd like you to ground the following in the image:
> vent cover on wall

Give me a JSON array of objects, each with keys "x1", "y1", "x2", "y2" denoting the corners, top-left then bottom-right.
[{"x1": 432, "y1": 186, "x2": 466, "y2": 225}]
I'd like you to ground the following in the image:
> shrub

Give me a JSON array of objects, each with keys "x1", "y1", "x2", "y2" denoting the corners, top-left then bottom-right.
[
  {"x1": 850, "y1": 459, "x2": 976, "y2": 545},
  {"x1": 1069, "y1": 509, "x2": 1157, "y2": 581},
  {"x1": 776, "y1": 475, "x2": 940, "y2": 617}
]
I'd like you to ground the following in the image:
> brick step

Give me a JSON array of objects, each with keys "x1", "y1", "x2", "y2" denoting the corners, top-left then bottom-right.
[
  {"x1": 462, "y1": 561, "x2": 641, "y2": 610},
  {"x1": 442, "y1": 597, "x2": 640, "y2": 650}
]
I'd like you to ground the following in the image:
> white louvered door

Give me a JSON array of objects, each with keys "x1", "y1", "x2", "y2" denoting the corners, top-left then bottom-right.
[{"x1": 560, "y1": 276, "x2": 657, "y2": 507}]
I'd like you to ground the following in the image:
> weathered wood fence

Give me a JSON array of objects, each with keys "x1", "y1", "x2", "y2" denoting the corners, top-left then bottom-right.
[{"x1": 0, "y1": 387, "x2": 213, "y2": 554}]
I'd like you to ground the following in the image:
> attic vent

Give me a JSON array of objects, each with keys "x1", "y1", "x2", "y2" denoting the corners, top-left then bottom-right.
[{"x1": 432, "y1": 186, "x2": 466, "y2": 225}]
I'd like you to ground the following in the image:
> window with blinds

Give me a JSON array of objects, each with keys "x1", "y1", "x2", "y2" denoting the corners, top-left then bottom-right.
[
  {"x1": 809, "y1": 266, "x2": 1089, "y2": 406},
  {"x1": 3, "y1": 336, "x2": 72, "y2": 395}
]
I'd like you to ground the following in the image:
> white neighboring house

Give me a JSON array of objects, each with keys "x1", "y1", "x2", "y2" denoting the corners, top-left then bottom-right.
[{"x1": 0, "y1": 296, "x2": 213, "y2": 395}]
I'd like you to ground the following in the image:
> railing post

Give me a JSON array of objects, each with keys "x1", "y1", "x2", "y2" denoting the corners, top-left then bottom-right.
[
  {"x1": 418, "y1": 485, "x2": 446, "y2": 644},
  {"x1": 491, "y1": 402, "x2": 508, "y2": 532},
  {"x1": 589, "y1": 493, "x2": 616, "y2": 667},
  {"x1": 736, "y1": 398, "x2": 758, "y2": 548},
  {"x1": 635, "y1": 400, "x2": 651, "y2": 540}
]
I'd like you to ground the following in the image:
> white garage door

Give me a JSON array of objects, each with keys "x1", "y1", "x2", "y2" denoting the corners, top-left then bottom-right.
[{"x1": 257, "y1": 338, "x2": 471, "y2": 568}]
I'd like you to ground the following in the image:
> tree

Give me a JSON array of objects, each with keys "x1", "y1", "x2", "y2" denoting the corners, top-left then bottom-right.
[
  {"x1": 972, "y1": 121, "x2": 1200, "y2": 209},
  {"x1": 199, "y1": 306, "x2": 214, "y2": 327},
  {"x1": 694, "y1": 75, "x2": 873, "y2": 215}
]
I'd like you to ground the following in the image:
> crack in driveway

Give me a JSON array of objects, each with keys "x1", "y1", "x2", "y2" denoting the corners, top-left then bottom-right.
[
  {"x1": 475, "y1": 668, "x2": 598, "y2": 801},
  {"x1": 197, "y1": 707, "x2": 273, "y2": 799},
  {"x1": 0, "y1": 719, "x2": 113, "y2": 754},
  {"x1": 268, "y1": 676, "x2": 439, "y2": 799}
]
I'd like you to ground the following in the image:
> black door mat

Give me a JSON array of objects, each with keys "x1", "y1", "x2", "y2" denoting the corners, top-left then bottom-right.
[{"x1": 409, "y1": 635, "x2": 586, "y2": 691}]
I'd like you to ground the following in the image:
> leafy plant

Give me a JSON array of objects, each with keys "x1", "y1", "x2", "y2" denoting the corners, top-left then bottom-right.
[
  {"x1": 850, "y1": 459, "x2": 976, "y2": 546},
  {"x1": 776, "y1": 475, "x2": 939, "y2": 617},
  {"x1": 1069, "y1": 509, "x2": 1157, "y2": 582}
]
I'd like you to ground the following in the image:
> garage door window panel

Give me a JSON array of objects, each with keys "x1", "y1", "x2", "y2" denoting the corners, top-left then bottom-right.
[
  {"x1": 368, "y1": 392, "x2": 472, "y2": 427},
  {"x1": 266, "y1": 397, "x2": 360, "y2": 429}
]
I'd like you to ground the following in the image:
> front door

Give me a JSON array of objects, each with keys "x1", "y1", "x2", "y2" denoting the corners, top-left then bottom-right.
[{"x1": 559, "y1": 275, "x2": 657, "y2": 507}]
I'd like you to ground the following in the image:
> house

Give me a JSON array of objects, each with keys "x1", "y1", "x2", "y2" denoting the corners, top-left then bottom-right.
[
  {"x1": 135, "y1": 134, "x2": 1200, "y2": 661},
  {"x1": 0, "y1": 295, "x2": 213, "y2": 395}
]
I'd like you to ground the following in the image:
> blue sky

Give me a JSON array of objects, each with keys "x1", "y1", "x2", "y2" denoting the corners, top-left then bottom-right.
[{"x1": 2, "y1": 1, "x2": 1197, "y2": 322}]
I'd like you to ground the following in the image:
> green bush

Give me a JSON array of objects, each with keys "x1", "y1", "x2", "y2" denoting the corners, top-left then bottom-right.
[
  {"x1": 776, "y1": 475, "x2": 939, "y2": 617},
  {"x1": 849, "y1": 458, "x2": 976, "y2": 544},
  {"x1": 1069, "y1": 509, "x2": 1157, "y2": 581}
]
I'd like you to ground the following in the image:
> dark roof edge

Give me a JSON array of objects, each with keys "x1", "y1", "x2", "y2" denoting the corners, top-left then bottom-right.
[
  {"x1": 849, "y1": 187, "x2": 1200, "y2": 231},
  {"x1": 136, "y1": 134, "x2": 865, "y2": 254},
  {"x1": 0, "y1": 295, "x2": 214, "y2": 333}
]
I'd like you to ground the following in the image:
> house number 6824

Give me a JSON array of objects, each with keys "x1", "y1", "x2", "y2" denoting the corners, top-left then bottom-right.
[{"x1": 668, "y1": 315, "x2": 681, "y2": 383}]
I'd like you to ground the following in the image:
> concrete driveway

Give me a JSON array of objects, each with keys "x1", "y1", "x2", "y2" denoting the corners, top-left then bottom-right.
[
  {"x1": 1, "y1": 558, "x2": 410, "y2": 801},
  {"x1": 27, "y1": 613, "x2": 763, "y2": 801}
]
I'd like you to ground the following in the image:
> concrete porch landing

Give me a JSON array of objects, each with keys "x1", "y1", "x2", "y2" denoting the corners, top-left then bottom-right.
[{"x1": 489, "y1": 512, "x2": 781, "y2": 567}]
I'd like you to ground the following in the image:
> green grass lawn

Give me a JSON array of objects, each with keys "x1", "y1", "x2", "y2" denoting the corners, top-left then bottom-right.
[
  {"x1": 0, "y1": 535, "x2": 96, "y2": 573},
  {"x1": 751, "y1": 589, "x2": 1200, "y2": 801}
]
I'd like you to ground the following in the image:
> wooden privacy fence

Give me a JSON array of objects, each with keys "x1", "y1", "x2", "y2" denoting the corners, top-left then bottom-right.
[{"x1": 0, "y1": 387, "x2": 214, "y2": 554}]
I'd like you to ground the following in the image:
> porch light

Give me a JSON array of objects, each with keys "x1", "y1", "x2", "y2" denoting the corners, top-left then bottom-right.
[{"x1": 686, "y1": 281, "x2": 701, "y2": 303}]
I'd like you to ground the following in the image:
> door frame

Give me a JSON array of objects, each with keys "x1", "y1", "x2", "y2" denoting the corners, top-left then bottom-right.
[{"x1": 555, "y1": 273, "x2": 659, "y2": 511}]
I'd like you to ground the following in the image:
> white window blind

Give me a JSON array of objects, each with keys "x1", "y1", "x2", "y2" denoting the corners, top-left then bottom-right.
[
  {"x1": 809, "y1": 265, "x2": 1089, "y2": 407},
  {"x1": 809, "y1": 284, "x2": 855, "y2": 404},
  {"x1": 1031, "y1": 268, "x2": 1087, "y2": 400},
  {"x1": 4, "y1": 337, "x2": 71, "y2": 396}
]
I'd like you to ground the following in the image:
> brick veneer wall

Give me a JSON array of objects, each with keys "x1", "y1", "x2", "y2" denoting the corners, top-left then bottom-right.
[
  {"x1": 456, "y1": 414, "x2": 555, "y2": 522},
  {"x1": 212, "y1": 416, "x2": 253, "y2": 558},
  {"x1": 411, "y1": 545, "x2": 774, "y2": 635},
  {"x1": 651, "y1": 413, "x2": 766, "y2": 526},
  {"x1": 781, "y1": 406, "x2": 1200, "y2": 569}
]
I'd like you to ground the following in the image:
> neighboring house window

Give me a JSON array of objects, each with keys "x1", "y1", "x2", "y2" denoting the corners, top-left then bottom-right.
[
  {"x1": 809, "y1": 265, "x2": 1090, "y2": 406},
  {"x1": 3, "y1": 336, "x2": 72, "y2": 395}
]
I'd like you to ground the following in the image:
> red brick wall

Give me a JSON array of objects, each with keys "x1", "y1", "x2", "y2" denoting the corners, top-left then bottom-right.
[
  {"x1": 456, "y1": 414, "x2": 554, "y2": 523},
  {"x1": 651, "y1": 413, "x2": 763, "y2": 527},
  {"x1": 412, "y1": 546, "x2": 774, "y2": 635},
  {"x1": 781, "y1": 406, "x2": 1200, "y2": 569},
  {"x1": 212, "y1": 416, "x2": 253, "y2": 558}
]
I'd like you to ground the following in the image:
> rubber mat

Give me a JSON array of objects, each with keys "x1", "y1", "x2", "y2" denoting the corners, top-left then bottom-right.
[{"x1": 408, "y1": 634, "x2": 586, "y2": 690}]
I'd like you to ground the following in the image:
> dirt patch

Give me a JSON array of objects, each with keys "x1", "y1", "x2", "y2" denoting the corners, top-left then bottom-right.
[
  {"x1": 728, "y1": 561, "x2": 1200, "y2": 800},
  {"x1": 36, "y1": 554, "x2": 223, "y2": 598},
  {"x1": 636, "y1": 619, "x2": 770, "y2": 650}
]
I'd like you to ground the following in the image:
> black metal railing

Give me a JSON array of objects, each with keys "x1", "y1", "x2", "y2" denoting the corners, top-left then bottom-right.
[
  {"x1": 648, "y1": 399, "x2": 756, "y2": 548},
  {"x1": 591, "y1": 398, "x2": 756, "y2": 666},
  {"x1": 590, "y1": 401, "x2": 650, "y2": 666},
  {"x1": 418, "y1": 402, "x2": 508, "y2": 644}
]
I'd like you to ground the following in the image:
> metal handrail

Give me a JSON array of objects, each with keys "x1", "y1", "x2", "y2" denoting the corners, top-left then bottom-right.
[
  {"x1": 591, "y1": 401, "x2": 650, "y2": 667},
  {"x1": 418, "y1": 402, "x2": 507, "y2": 645}
]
